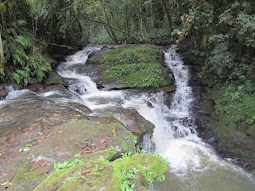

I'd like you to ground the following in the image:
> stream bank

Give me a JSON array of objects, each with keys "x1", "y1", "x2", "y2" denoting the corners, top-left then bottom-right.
[{"x1": 181, "y1": 51, "x2": 255, "y2": 173}]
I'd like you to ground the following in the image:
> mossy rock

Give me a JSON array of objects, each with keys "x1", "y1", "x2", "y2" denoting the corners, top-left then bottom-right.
[
  {"x1": 96, "y1": 45, "x2": 172, "y2": 88},
  {"x1": 44, "y1": 71, "x2": 63, "y2": 86},
  {"x1": 1, "y1": 117, "x2": 137, "y2": 191},
  {"x1": 34, "y1": 152, "x2": 168, "y2": 191}
]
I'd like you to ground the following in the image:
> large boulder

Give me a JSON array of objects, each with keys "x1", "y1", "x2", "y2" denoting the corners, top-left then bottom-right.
[
  {"x1": 88, "y1": 45, "x2": 173, "y2": 89},
  {"x1": 105, "y1": 108, "x2": 155, "y2": 145}
]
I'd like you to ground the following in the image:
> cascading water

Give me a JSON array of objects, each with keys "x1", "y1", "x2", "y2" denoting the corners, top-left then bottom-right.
[
  {"x1": 3, "y1": 45, "x2": 254, "y2": 190},
  {"x1": 55, "y1": 46, "x2": 255, "y2": 190},
  {"x1": 122, "y1": 50, "x2": 255, "y2": 190}
]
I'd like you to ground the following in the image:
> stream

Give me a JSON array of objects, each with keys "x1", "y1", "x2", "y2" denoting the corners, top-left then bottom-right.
[{"x1": 1, "y1": 45, "x2": 255, "y2": 190}]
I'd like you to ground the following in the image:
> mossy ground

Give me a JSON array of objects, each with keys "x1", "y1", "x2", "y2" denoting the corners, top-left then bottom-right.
[
  {"x1": 34, "y1": 153, "x2": 168, "y2": 191},
  {"x1": 96, "y1": 45, "x2": 172, "y2": 88}
]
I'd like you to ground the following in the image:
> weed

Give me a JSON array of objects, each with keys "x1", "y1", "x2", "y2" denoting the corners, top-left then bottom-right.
[
  {"x1": 121, "y1": 152, "x2": 132, "y2": 158},
  {"x1": 62, "y1": 170, "x2": 86, "y2": 184},
  {"x1": 109, "y1": 146, "x2": 120, "y2": 154},
  {"x1": 100, "y1": 156, "x2": 109, "y2": 163},
  {"x1": 19, "y1": 143, "x2": 32, "y2": 152},
  {"x1": 120, "y1": 168, "x2": 138, "y2": 191},
  {"x1": 54, "y1": 153, "x2": 83, "y2": 171}
]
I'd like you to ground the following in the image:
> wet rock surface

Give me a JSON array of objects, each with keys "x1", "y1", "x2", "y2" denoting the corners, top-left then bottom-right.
[
  {"x1": 0, "y1": 88, "x2": 8, "y2": 99},
  {"x1": 0, "y1": 94, "x2": 138, "y2": 190},
  {"x1": 105, "y1": 108, "x2": 155, "y2": 144}
]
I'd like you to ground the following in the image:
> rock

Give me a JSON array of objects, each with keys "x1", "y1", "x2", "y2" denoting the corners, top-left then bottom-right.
[
  {"x1": 0, "y1": 99, "x2": 140, "y2": 190},
  {"x1": 0, "y1": 88, "x2": 8, "y2": 99},
  {"x1": 87, "y1": 48, "x2": 111, "y2": 65},
  {"x1": 41, "y1": 84, "x2": 64, "y2": 92},
  {"x1": 162, "y1": 86, "x2": 176, "y2": 93},
  {"x1": 34, "y1": 152, "x2": 167, "y2": 191},
  {"x1": 47, "y1": 57, "x2": 59, "y2": 69},
  {"x1": 105, "y1": 109, "x2": 155, "y2": 144},
  {"x1": 44, "y1": 71, "x2": 63, "y2": 86},
  {"x1": 88, "y1": 45, "x2": 173, "y2": 89},
  {"x1": 26, "y1": 84, "x2": 44, "y2": 92}
]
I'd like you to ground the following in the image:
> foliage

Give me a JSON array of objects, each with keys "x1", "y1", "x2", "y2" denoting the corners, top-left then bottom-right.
[
  {"x1": 54, "y1": 153, "x2": 83, "y2": 171},
  {"x1": 109, "y1": 146, "x2": 121, "y2": 154},
  {"x1": 120, "y1": 167, "x2": 138, "y2": 191},
  {"x1": 62, "y1": 170, "x2": 86, "y2": 184},
  {"x1": 19, "y1": 143, "x2": 32, "y2": 152},
  {"x1": 0, "y1": 0, "x2": 51, "y2": 86},
  {"x1": 121, "y1": 152, "x2": 132, "y2": 158},
  {"x1": 177, "y1": 0, "x2": 255, "y2": 85},
  {"x1": 209, "y1": 83, "x2": 255, "y2": 132}
]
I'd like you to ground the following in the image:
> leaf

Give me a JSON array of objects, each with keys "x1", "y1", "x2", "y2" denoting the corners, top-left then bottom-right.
[
  {"x1": 16, "y1": 69, "x2": 29, "y2": 77},
  {"x1": 15, "y1": 36, "x2": 29, "y2": 47},
  {"x1": 100, "y1": 138, "x2": 106, "y2": 143},
  {"x1": 81, "y1": 169, "x2": 91, "y2": 175},
  {"x1": 13, "y1": 72, "x2": 21, "y2": 84},
  {"x1": 35, "y1": 155, "x2": 43, "y2": 164},
  {"x1": 23, "y1": 147, "x2": 30, "y2": 152}
]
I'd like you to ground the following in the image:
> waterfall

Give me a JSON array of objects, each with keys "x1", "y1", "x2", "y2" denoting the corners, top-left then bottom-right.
[
  {"x1": 1, "y1": 45, "x2": 254, "y2": 190},
  {"x1": 29, "y1": 46, "x2": 255, "y2": 190}
]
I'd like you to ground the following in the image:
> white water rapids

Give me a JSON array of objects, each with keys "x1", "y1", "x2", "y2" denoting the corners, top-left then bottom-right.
[{"x1": 2, "y1": 45, "x2": 255, "y2": 190}]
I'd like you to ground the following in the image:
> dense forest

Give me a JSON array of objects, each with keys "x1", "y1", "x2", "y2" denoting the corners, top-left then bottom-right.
[{"x1": 1, "y1": 0, "x2": 255, "y2": 157}]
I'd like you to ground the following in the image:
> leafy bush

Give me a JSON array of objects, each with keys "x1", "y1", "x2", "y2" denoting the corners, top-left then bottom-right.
[
  {"x1": 210, "y1": 83, "x2": 255, "y2": 132},
  {"x1": 2, "y1": 29, "x2": 51, "y2": 86}
]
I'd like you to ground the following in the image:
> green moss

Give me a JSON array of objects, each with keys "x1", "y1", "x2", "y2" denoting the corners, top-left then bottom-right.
[
  {"x1": 45, "y1": 71, "x2": 63, "y2": 86},
  {"x1": 34, "y1": 152, "x2": 168, "y2": 191},
  {"x1": 10, "y1": 166, "x2": 46, "y2": 191},
  {"x1": 97, "y1": 45, "x2": 172, "y2": 88}
]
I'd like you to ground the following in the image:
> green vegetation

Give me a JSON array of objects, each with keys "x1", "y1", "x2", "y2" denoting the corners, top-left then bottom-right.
[
  {"x1": 1, "y1": 0, "x2": 255, "y2": 175},
  {"x1": 97, "y1": 45, "x2": 172, "y2": 88},
  {"x1": 34, "y1": 150, "x2": 168, "y2": 191},
  {"x1": 204, "y1": 83, "x2": 255, "y2": 160},
  {"x1": 54, "y1": 153, "x2": 83, "y2": 171}
]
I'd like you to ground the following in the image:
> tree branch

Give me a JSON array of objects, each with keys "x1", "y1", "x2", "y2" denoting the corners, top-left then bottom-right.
[{"x1": 88, "y1": 19, "x2": 138, "y2": 42}]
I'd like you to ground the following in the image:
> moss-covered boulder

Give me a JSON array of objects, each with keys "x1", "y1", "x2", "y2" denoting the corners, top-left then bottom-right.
[
  {"x1": 34, "y1": 152, "x2": 168, "y2": 191},
  {"x1": 95, "y1": 45, "x2": 173, "y2": 88},
  {"x1": 0, "y1": 115, "x2": 137, "y2": 190},
  {"x1": 44, "y1": 71, "x2": 63, "y2": 86}
]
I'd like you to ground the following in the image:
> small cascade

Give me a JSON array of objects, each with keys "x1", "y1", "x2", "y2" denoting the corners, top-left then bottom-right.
[
  {"x1": 57, "y1": 46, "x2": 124, "y2": 111},
  {"x1": 3, "y1": 45, "x2": 254, "y2": 190}
]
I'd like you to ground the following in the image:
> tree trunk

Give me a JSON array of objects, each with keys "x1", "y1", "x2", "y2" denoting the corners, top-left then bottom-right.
[
  {"x1": 159, "y1": 0, "x2": 172, "y2": 32},
  {"x1": 99, "y1": 0, "x2": 118, "y2": 43},
  {"x1": 0, "y1": 0, "x2": 14, "y2": 57},
  {"x1": 0, "y1": 32, "x2": 4, "y2": 71}
]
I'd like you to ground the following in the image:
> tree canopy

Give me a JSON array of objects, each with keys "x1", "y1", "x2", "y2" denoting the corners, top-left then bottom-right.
[{"x1": 0, "y1": 0, "x2": 254, "y2": 87}]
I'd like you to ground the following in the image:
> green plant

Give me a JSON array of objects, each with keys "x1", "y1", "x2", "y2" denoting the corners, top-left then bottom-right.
[
  {"x1": 120, "y1": 168, "x2": 138, "y2": 191},
  {"x1": 73, "y1": 153, "x2": 83, "y2": 164},
  {"x1": 109, "y1": 146, "x2": 120, "y2": 154},
  {"x1": 100, "y1": 155, "x2": 109, "y2": 163},
  {"x1": 19, "y1": 143, "x2": 32, "y2": 152},
  {"x1": 54, "y1": 160, "x2": 73, "y2": 171},
  {"x1": 98, "y1": 187, "x2": 106, "y2": 191},
  {"x1": 54, "y1": 153, "x2": 83, "y2": 171},
  {"x1": 121, "y1": 152, "x2": 132, "y2": 158},
  {"x1": 134, "y1": 149, "x2": 147, "y2": 156},
  {"x1": 62, "y1": 170, "x2": 86, "y2": 184}
]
